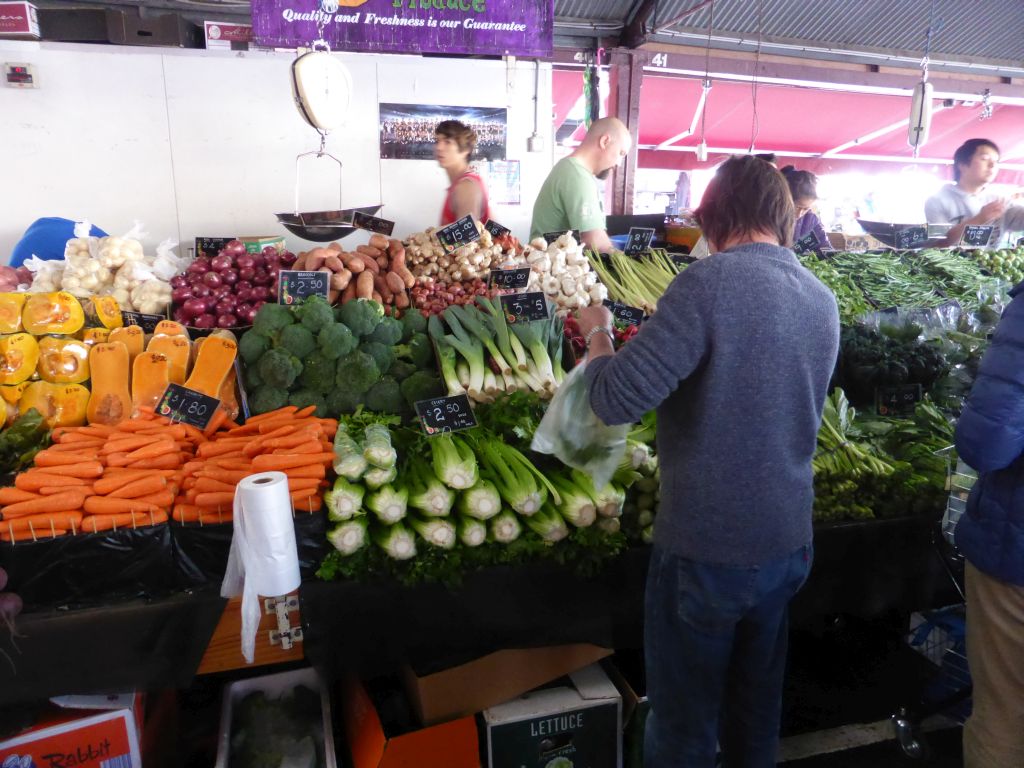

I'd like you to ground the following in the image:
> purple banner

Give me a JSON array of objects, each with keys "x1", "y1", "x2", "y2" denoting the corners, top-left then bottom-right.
[{"x1": 253, "y1": 0, "x2": 553, "y2": 58}]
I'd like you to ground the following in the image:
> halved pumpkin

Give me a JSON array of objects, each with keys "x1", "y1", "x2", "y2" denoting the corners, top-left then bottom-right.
[
  {"x1": 0, "y1": 333, "x2": 40, "y2": 385},
  {"x1": 37, "y1": 336, "x2": 90, "y2": 384},
  {"x1": 91, "y1": 295, "x2": 124, "y2": 330},
  {"x1": 0, "y1": 293, "x2": 27, "y2": 334},
  {"x1": 0, "y1": 381, "x2": 30, "y2": 405},
  {"x1": 20, "y1": 381, "x2": 90, "y2": 428},
  {"x1": 23, "y1": 291, "x2": 85, "y2": 336}
]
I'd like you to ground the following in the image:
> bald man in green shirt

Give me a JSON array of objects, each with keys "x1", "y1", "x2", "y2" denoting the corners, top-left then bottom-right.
[{"x1": 530, "y1": 117, "x2": 632, "y2": 253}]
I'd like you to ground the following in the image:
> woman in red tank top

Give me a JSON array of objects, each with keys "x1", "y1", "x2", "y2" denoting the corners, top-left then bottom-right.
[{"x1": 435, "y1": 120, "x2": 491, "y2": 226}]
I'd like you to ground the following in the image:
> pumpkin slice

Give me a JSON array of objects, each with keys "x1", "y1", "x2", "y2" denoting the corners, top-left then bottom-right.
[
  {"x1": 109, "y1": 325, "x2": 145, "y2": 367},
  {"x1": 23, "y1": 291, "x2": 85, "y2": 336},
  {"x1": 185, "y1": 336, "x2": 237, "y2": 398},
  {"x1": 0, "y1": 293, "x2": 27, "y2": 334},
  {"x1": 91, "y1": 295, "x2": 124, "y2": 330},
  {"x1": 21, "y1": 381, "x2": 90, "y2": 428},
  {"x1": 0, "y1": 381, "x2": 30, "y2": 405},
  {"x1": 86, "y1": 342, "x2": 131, "y2": 425},
  {"x1": 0, "y1": 333, "x2": 40, "y2": 385},
  {"x1": 132, "y1": 351, "x2": 171, "y2": 416},
  {"x1": 37, "y1": 336, "x2": 90, "y2": 384},
  {"x1": 147, "y1": 334, "x2": 191, "y2": 384},
  {"x1": 82, "y1": 327, "x2": 112, "y2": 346}
]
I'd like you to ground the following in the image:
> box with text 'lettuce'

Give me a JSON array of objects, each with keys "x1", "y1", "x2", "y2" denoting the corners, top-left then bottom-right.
[
  {"x1": 0, "y1": 693, "x2": 144, "y2": 768},
  {"x1": 484, "y1": 663, "x2": 622, "y2": 768}
]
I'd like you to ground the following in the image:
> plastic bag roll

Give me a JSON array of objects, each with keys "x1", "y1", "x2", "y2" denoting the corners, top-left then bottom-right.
[{"x1": 221, "y1": 471, "x2": 301, "y2": 664}]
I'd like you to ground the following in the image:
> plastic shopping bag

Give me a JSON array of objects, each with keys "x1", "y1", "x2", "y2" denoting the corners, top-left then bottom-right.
[{"x1": 532, "y1": 357, "x2": 628, "y2": 490}]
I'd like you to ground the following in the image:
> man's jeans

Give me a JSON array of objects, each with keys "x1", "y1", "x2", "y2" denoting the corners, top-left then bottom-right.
[{"x1": 644, "y1": 543, "x2": 813, "y2": 768}]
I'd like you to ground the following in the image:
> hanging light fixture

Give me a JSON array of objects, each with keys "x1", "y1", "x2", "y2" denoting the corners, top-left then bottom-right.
[
  {"x1": 695, "y1": 3, "x2": 714, "y2": 163},
  {"x1": 908, "y1": 0, "x2": 939, "y2": 156}
]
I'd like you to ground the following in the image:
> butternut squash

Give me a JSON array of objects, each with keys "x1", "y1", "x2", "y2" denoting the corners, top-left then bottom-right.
[
  {"x1": 0, "y1": 293, "x2": 27, "y2": 334},
  {"x1": 0, "y1": 333, "x2": 40, "y2": 385},
  {"x1": 152, "y1": 320, "x2": 188, "y2": 338},
  {"x1": 86, "y1": 342, "x2": 131, "y2": 425},
  {"x1": 37, "y1": 336, "x2": 90, "y2": 384},
  {"x1": 218, "y1": 360, "x2": 240, "y2": 421},
  {"x1": 82, "y1": 327, "x2": 111, "y2": 346},
  {"x1": 146, "y1": 334, "x2": 190, "y2": 384},
  {"x1": 21, "y1": 381, "x2": 90, "y2": 428},
  {"x1": 185, "y1": 336, "x2": 237, "y2": 398},
  {"x1": 22, "y1": 291, "x2": 85, "y2": 336},
  {"x1": 109, "y1": 325, "x2": 145, "y2": 367},
  {"x1": 131, "y1": 352, "x2": 171, "y2": 416},
  {"x1": 91, "y1": 295, "x2": 124, "y2": 330}
]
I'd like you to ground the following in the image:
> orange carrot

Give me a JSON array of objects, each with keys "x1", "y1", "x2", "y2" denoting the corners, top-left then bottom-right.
[
  {"x1": 61, "y1": 461, "x2": 104, "y2": 479},
  {"x1": 252, "y1": 453, "x2": 335, "y2": 471},
  {"x1": 196, "y1": 470, "x2": 252, "y2": 484},
  {"x1": 109, "y1": 476, "x2": 168, "y2": 499},
  {"x1": 45, "y1": 441, "x2": 102, "y2": 453},
  {"x1": 257, "y1": 423, "x2": 302, "y2": 439},
  {"x1": 292, "y1": 495, "x2": 323, "y2": 513},
  {"x1": 81, "y1": 509, "x2": 168, "y2": 533},
  {"x1": 2, "y1": 490, "x2": 86, "y2": 518},
  {"x1": 101, "y1": 435, "x2": 160, "y2": 455},
  {"x1": 293, "y1": 405, "x2": 317, "y2": 418},
  {"x1": 193, "y1": 478, "x2": 237, "y2": 494},
  {"x1": 203, "y1": 409, "x2": 228, "y2": 436},
  {"x1": 16, "y1": 473, "x2": 88, "y2": 492},
  {"x1": 272, "y1": 441, "x2": 323, "y2": 456},
  {"x1": 172, "y1": 504, "x2": 204, "y2": 523},
  {"x1": 38, "y1": 485, "x2": 93, "y2": 496},
  {"x1": 126, "y1": 453, "x2": 185, "y2": 470},
  {"x1": 83, "y1": 497, "x2": 161, "y2": 516},
  {"x1": 0, "y1": 487, "x2": 42, "y2": 505},
  {"x1": 3, "y1": 511, "x2": 83, "y2": 534},
  {"x1": 123, "y1": 439, "x2": 177, "y2": 462},
  {"x1": 56, "y1": 432, "x2": 104, "y2": 445},
  {"x1": 287, "y1": 478, "x2": 321, "y2": 492},
  {"x1": 283, "y1": 465, "x2": 326, "y2": 480},
  {"x1": 194, "y1": 492, "x2": 235, "y2": 509},
  {"x1": 33, "y1": 450, "x2": 99, "y2": 468},
  {"x1": 138, "y1": 424, "x2": 188, "y2": 440},
  {"x1": 245, "y1": 406, "x2": 297, "y2": 424}
]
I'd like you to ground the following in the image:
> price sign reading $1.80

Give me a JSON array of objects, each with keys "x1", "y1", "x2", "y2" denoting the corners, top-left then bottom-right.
[{"x1": 156, "y1": 383, "x2": 221, "y2": 430}]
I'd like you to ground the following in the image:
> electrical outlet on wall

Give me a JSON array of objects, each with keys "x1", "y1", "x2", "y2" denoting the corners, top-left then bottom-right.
[{"x1": 5, "y1": 62, "x2": 37, "y2": 88}]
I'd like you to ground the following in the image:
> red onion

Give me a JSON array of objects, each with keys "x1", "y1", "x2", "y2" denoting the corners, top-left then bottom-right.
[
  {"x1": 170, "y1": 274, "x2": 189, "y2": 289},
  {"x1": 217, "y1": 313, "x2": 239, "y2": 328},
  {"x1": 250, "y1": 254, "x2": 266, "y2": 270},
  {"x1": 262, "y1": 246, "x2": 278, "y2": 257},
  {"x1": 182, "y1": 298, "x2": 207, "y2": 319},
  {"x1": 191, "y1": 283, "x2": 211, "y2": 299},
  {"x1": 221, "y1": 269, "x2": 238, "y2": 286},
  {"x1": 215, "y1": 298, "x2": 236, "y2": 316},
  {"x1": 186, "y1": 259, "x2": 210, "y2": 276},
  {"x1": 280, "y1": 252, "x2": 297, "y2": 268},
  {"x1": 235, "y1": 254, "x2": 255, "y2": 271},
  {"x1": 171, "y1": 286, "x2": 193, "y2": 304},
  {"x1": 237, "y1": 267, "x2": 255, "y2": 282},
  {"x1": 193, "y1": 313, "x2": 217, "y2": 329},
  {"x1": 225, "y1": 240, "x2": 247, "y2": 257},
  {"x1": 211, "y1": 255, "x2": 233, "y2": 273},
  {"x1": 235, "y1": 286, "x2": 252, "y2": 303},
  {"x1": 253, "y1": 269, "x2": 271, "y2": 286},
  {"x1": 202, "y1": 271, "x2": 223, "y2": 289}
]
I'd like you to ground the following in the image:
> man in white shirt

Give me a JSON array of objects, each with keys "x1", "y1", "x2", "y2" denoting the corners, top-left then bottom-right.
[{"x1": 925, "y1": 139, "x2": 1024, "y2": 248}]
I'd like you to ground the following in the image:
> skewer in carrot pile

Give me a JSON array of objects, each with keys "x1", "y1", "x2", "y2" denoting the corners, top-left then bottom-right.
[{"x1": 0, "y1": 405, "x2": 337, "y2": 540}]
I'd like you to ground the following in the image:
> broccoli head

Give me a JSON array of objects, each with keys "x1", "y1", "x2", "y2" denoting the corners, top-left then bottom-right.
[
  {"x1": 243, "y1": 362, "x2": 264, "y2": 391},
  {"x1": 338, "y1": 299, "x2": 384, "y2": 338},
  {"x1": 318, "y1": 322, "x2": 356, "y2": 360},
  {"x1": 359, "y1": 341, "x2": 394, "y2": 375},
  {"x1": 367, "y1": 316, "x2": 403, "y2": 346},
  {"x1": 395, "y1": 333, "x2": 434, "y2": 370},
  {"x1": 399, "y1": 309, "x2": 427, "y2": 342},
  {"x1": 388, "y1": 359, "x2": 417, "y2": 381},
  {"x1": 252, "y1": 303, "x2": 294, "y2": 337},
  {"x1": 258, "y1": 347, "x2": 302, "y2": 389},
  {"x1": 238, "y1": 331, "x2": 271, "y2": 365},
  {"x1": 335, "y1": 349, "x2": 380, "y2": 395},
  {"x1": 400, "y1": 370, "x2": 444, "y2": 408},
  {"x1": 364, "y1": 376, "x2": 404, "y2": 414},
  {"x1": 250, "y1": 386, "x2": 289, "y2": 415},
  {"x1": 288, "y1": 388, "x2": 328, "y2": 418},
  {"x1": 296, "y1": 295, "x2": 335, "y2": 333},
  {"x1": 279, "y1": 324, "x2": 317, "y2": 359},
  {"x1": 326, "y1": 387, "x2": 363, "y2": 416},
  {"x1": 299, "y1": 351, "x2": 336, "y2": 394}
]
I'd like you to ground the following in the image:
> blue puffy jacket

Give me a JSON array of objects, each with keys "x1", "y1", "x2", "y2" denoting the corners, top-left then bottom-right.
[{"x1": 954, "y1": 283, "x2": 1024, "y2": 587}]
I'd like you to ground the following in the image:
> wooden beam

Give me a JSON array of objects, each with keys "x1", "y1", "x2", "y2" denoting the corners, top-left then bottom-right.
[
  {"x1": 609, "y1": 50, "x2": 647, "y2": 216},
  {"x1": 621, "y1": 0, "x2": 659, "y2": 49}
]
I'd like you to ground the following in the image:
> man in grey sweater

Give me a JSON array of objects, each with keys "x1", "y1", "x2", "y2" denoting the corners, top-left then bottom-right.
[{"x1": 577, "y1": 156, "x2": 839, "y2": 767}]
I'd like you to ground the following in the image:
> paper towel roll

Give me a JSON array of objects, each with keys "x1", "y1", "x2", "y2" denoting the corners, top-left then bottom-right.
[{"x1": 221, "y1": 471, "x2": 301, "y2": 663}]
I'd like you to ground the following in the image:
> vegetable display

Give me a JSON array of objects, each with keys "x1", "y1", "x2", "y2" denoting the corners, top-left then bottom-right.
[
  {"x1": 509, "y1": 232, "x2": 608, "y2": 312},
  {"x1": 966, "y1": 244, "x2": 1024, "y2": 284},
  {"x1": 292, "y1": 234, "x2": 415, "y2": 310},
  {"x1": 586, "y1": 248, "x2": 683, "y2": 314}
]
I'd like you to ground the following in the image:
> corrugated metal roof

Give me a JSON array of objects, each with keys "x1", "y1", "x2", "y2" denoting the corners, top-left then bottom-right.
[{"x1": 555, "y1": 0, "x2": 1024, "y2": 67}]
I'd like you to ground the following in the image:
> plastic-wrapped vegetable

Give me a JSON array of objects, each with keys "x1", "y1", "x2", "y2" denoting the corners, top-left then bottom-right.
[{"x1": 362, "y1": 423, "x2": 397, "y2": 469}]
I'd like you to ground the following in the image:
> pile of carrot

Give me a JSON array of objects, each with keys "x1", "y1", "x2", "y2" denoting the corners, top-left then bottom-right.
[
  {"x1": 174, "y1": 404, "x2": 336, "y2": 525},
  {"x1": 0, "y1": 404, "x2": 336, "y2": 541}
]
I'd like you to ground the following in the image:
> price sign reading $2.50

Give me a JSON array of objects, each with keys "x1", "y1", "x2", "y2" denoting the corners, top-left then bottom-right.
[{"x1": 415, "y1": 394, "x2": 477, "y2": 435}]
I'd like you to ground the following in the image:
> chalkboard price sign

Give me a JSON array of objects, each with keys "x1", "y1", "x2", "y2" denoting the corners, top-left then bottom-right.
[
  {"x1": 793, "y1": 232, "x2": 822, "y2": 255},
  {"x1": 278, "y1": 270, "x2": 330, "y2": 305},
  {"x1": 415, "y1": 394, "x2": 477, "y2": 435},
  {"x1": 875, "y1": 384, "x2": 922, "y2": 416},
  {"x1": 489, "y1": 267, "x2": 532, "y2": 290},
  {"x1": 437, "y1": 215, "x2": 481, "y2": 253},
  {"x1": 121, "y1": 311, "x2": 166, "y2": 334},
  {"x1": 195, "y1": 237, "x2": 237, "y2": 258},
  {"x1": 500, "y1": 291, "x2": 549, "y2": 324},
  {"x1": 352, "y1": 211, "x2": 395, "y2": 236},
  {"x1": 624, "y1": 227, "x2": 656, "y2": 256},
  {"x1": 602, "y1": 299, "x2": 644, "y2": 326},
  {"x1": 895, "y1": 226, "x2": 928, "y2": 250},
  {"x1": 484, "y1": 219, "x2": 512, "y2": 239},
  {"x1": 157, "y1": 383, "x2": 220, "y2": 430},
  {"x1": 961, "y1": 225, "x2": 994, "y2": 247}
]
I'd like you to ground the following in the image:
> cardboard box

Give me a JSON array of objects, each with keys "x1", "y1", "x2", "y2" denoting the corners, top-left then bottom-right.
[
  {"x1": 215, "y1": 667, "x2": 337, "y2": 768},
  {"x1": 38, "y1": 8, "x2": 199, "y2": 47},
  {"x1": 826, "y1": 231, "x2": 884, "y2": 252},
  {"x1": 404, "y1": 643, "x2": 613, "y2": 726},
  {"x1": 0, "y1": 1, "x2": 39, "y2": 38},
  {"x1": 341, "y1": 677, "x2": 479, "y2": 768},
  {"x1": 484, "y1": 663, "x2": 622, "y2": 768},
  {"x1": 241, "y1": 236, "x2": 286, "y2": 254},
  {"x1": 0, "y1": 693, "x2": 144, "y2": 768}
]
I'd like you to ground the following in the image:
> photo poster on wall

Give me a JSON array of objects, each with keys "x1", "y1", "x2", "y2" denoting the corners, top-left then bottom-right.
[
  {"x1": 482, "y1": 160, "x2": 521, "y2": 205},
  {"x1": 379, "y1": 103, "x2": 507, "y2": 161}
]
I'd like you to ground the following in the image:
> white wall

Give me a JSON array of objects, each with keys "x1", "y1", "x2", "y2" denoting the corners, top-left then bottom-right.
[{"x1": 0, "y1": 40, "x2": 553, "y2": 258}]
